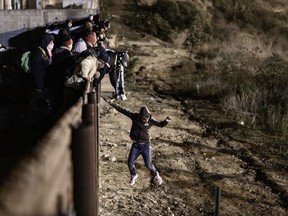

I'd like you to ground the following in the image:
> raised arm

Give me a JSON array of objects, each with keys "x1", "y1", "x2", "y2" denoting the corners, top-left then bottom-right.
[
  {"x1": 103, "y1": 98, "x2": 134, "y2": 118},
  {"x1": 150, "y1": 116, "x2": 171, "y2": 127}
]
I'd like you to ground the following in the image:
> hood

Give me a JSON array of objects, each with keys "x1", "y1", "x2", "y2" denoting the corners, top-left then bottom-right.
[
  {"x1": 41, "y1": 33, "x2": 54, "y2": 48},
  {"x1": 139, "y1": 106, "x2": 151, "y2": 123}
]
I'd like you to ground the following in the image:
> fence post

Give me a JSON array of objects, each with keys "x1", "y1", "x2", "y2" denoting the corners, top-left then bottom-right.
[
  {"x1": 87, "y1": 90, "x2": 100, "y2": 216},
  {"x1": 214, "y1": 187, "x2": 221, "y2": 216},
  {"x1": 95, "y1": 84, "x2": 100, "y2": 216},
  {"x1": 82, "y1": 103, "x2": 94, "y2": 125},
  {"x1": 95, "y1": 84, "x2": 100, "y2": 186},
  {"x1": 72, "y1": 101, "x2": 96, "y2": 216}
]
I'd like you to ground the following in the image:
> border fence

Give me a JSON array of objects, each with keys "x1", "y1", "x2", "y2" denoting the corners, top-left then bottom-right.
[{"x1": 0, "y1": 82, "x2": 101, "y2": 216}]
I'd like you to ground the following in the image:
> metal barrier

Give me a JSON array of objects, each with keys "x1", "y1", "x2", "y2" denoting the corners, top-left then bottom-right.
[
  {"x1": 72, "y1": 83, "x2": 100, "y2": 216},
  {"x1": 0, "y1": 81, "x2": 100, "y2": 216}
]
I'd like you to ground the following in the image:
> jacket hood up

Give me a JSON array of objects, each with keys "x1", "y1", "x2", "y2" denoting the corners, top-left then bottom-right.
[
  {"x1": 139, "y1": 106, "x2": 151, "y2": 123},
  {"x1": 41, "y1": 33, "x2": 54, "y2": 48}
]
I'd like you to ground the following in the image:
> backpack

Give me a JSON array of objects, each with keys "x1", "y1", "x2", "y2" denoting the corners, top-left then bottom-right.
[
  {"x1": 20, "y1": 51, "x2": 31, "y2": 73},
  {"x1": 20, "y1": 47, "x2": 46, "y2": 73}
]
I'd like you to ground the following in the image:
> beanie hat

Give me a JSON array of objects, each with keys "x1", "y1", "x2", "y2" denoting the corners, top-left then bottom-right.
[
  {"x1": 60, "y1": 34, "x2": 73, "y2": 46},
  {"x1": 82, "y1": 29, "x2": 96, "y2": 45}
]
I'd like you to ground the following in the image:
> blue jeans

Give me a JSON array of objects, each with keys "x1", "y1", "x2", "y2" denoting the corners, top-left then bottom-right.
[{"x1": 128, "y1": 142, "x2": 158, "y2": 177}]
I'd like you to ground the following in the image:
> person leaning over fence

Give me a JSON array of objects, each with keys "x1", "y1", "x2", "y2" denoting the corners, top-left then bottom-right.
[
  {"x1": 61, "y1": 47, "x2": 110, "y2": 112},
  {"x1": 45, "y1": 35, "x2": 75, "y2": 115},
  {"x1": 72, "y1": 29, "x2": 97, "y2": 55},
  {"x1": 103, "y1": 98, "x2": 171, "y2": 186}
]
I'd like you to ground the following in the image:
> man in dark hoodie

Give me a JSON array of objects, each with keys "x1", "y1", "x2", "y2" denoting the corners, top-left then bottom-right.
[{"x1": 104, "y1": 98, "x2": 171, "y2": 186}]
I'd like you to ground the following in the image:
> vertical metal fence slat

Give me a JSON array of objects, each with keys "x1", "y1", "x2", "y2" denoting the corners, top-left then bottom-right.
[
  {"x1": 72, "y1": 124, "x2": 96, "y2": 216},
  {"x1": 214, "y1": 187, "x2": 221, "y2": 216},
  {"x1": 72, "y1": 86, "x2": 97, "y2": 216}
]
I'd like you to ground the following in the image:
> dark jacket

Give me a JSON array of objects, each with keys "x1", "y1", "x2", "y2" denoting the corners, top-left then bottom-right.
[
  {"x1": 110, "y1": 103, "x2": 169, "y2": 143},
  {"x1": 46, "y1": 47, "x2": 75, "y2": 90},
  {"x1": 31, "y1": 33, "x2": 53, "y2": 90}
]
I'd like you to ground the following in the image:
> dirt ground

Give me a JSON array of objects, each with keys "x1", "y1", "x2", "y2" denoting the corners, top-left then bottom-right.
[
  {"x1": 98, "y1": 1, "x2": 288, "y2": 215},
  {"x1": 98, "y1": 43, "x2": 288, "y2": 216}
]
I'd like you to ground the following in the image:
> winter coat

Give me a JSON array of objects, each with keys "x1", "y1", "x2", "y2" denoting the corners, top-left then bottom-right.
[
  {"x1": 31, "y1": 33, "x2": 53, "y2": 90},
  {"x1": 65, "y1": 53, "x2": 100, "y2": 91},
  {"x1": 46, "y1": 47, "x2": 75, "y2": 90}
]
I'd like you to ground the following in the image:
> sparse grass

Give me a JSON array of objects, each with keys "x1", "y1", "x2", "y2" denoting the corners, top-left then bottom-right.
[
  {"x1": 213, "y1": 0, "x2": 288, "y2": 34},
  {"x1": 175, "y1": 0, "x2": 288, "y2": 136},
  {"x1": 177, "y1": 50, "x2": 288, "y2": 135}
]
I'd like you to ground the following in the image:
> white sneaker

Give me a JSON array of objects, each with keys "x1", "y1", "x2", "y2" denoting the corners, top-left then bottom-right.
[
  {"x1": 129, "y1": 174, "x2": 138, "y2": 186},
  {"x1": 116, "y1": 94, "x2": 127, "y2": 100},
  {"x1": 154, "y1": 172, "x2": 163, "y2": 185},
  {"x1": 121, "y1": 94, "x2": 127, "y2": 100}
]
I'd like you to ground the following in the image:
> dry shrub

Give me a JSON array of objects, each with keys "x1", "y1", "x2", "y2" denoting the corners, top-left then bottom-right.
[
  {"x1": 219, "y1": 54, "x2": 288, "y2": 134},
  {"x1": 176, "y1": 44, "x2": 288, "y2": 135},
  {"x1": 122, "y1": 0, "x2": 288, "y2": 138},
  {"x1": 126, "y1": 0, "x2": 211, "y2": 45},
  {"x1": 212, "y1": 0, "x2": 288, "y2": 38}
]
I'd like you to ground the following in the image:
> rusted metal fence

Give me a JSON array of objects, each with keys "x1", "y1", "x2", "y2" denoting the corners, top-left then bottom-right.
[
  {"x1": 0, "y1": 82, "x2": 100, "y2": 216},
  {"x1": 72, "y1": 85, "x2": 100, "y2": 216}
]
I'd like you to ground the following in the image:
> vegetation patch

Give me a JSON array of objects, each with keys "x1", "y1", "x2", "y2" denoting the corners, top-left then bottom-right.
[
  {"x1": 119, "y1": 0, "x2": 288, "y2": 148},
  {"x1": 126, "y1": 0, "x2": 211, "y2": 46},
  {"x1": 213, "y1": 0, "x2": 288, "y2": 37}
]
